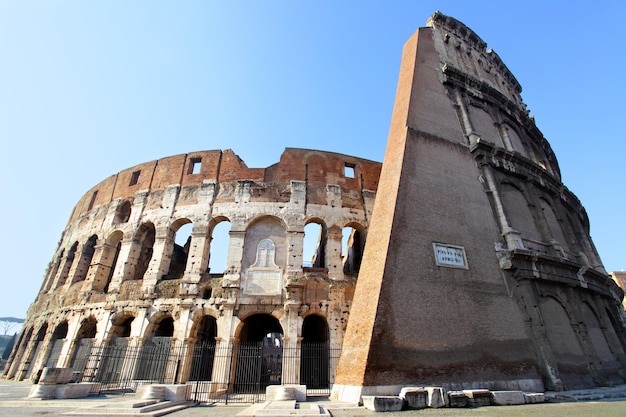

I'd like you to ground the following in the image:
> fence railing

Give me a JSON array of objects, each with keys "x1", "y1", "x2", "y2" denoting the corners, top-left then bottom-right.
[{"x1": 70, "y1": 337, "x2": 341, "y2": 403}]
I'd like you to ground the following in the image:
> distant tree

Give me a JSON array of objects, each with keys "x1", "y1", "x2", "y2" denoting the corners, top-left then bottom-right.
[
  {"x1": 2, "y1": 333, "x2": 16, "y2": 359},
  {"x1": 0, "y1": 317, "x2": 24, "y2": 336}
]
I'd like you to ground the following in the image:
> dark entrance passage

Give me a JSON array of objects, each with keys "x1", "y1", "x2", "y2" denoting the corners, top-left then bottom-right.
[
  {"x1": 300, "y1": 315, "x2": 330, "y2": 394},
  {"x1": 234, "y1": 314, "x2": 283, "y2": 397},
  {"x1": 189, "y1": 316, "x2": 217, "y2": 381}
]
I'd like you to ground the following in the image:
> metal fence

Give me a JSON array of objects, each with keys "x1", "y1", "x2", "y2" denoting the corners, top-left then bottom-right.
[{"x1": 71, "y1": 337, "x2": 341, "y2": 403}]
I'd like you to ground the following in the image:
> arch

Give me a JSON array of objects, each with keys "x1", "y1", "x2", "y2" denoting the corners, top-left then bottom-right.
[
  {"x1": 189, "y1": 315, "x2": 218, "y2": 381},
  {"x1": 581, "y1": 302, "x2": 616, "y2": 364},
  {"x1": 301, "y1": 315, "x2": 330, "y2": 389},
  {"x1": 304, "y1": 219, "x2": 327, "y2": 269},
  {"x1": 72, "y1": 235, "x2": 98, "y2": 284},
  {"x1": 468, "y1": 104, "x2": 504, "y2": 147},
  {"x1": 108, "y1": 315, "x2": 134, "y2": 338},
  {"x1": 154, "y1": 317, "x2": 175, "y2": 337},
  {"x1": 539, "y1": 198, "x2": 569, "y2": 252},
  {"x1": 500, "y1": 182, "x2": 543, "y2": 245},
  {"x1": 164, "y1": 219, "x2": 193, "y2": 280},
  {"x1": 539, "y1": 296, "x2": 592, "y2": 389},
  {"x1": 234, "y1": 314, "x2": 284, "y2": 393},
  {"x1": 70, "y1": 316, "x2": 98, "y2": 379},
  {"x1": 136, "y1": 315, "x2": 174, "y2": 382},
  {"x1": 502, "y1": 123, "x2": 527, "y2": 157},
  {"x1": 113, "y1": 200, "x2": 132, "y2": 224},
  {"x1": 24, "y1": 323, "x2": 48, "y2": 379},
  {"x1": 57, "y1": 242, "x2": 79, "y2": 288},
  {"x1": 45, "y1": 321, "x2": 69, "y2": 368},
  {"x1": 342, "y1": 223, "x2": 365, "y2": 275},
  {"x1": 133, "y1": 222, "x2": 155, "y2": 280},
  {"x1": 208, "y1": 217, "x2": 231, "y2": 275},
  {"x1": 100, "y1": 231, "x2": 124, "y2": 293}
]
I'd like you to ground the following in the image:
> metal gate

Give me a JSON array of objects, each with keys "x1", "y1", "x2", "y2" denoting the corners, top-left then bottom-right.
[{"x1": 74, "y1": 339, "x2": 341, "y2": 403}]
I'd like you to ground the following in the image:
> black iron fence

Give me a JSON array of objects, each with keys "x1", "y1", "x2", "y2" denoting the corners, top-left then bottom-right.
[{"x1": 71, "y1": 338, "x2": 341, "y2": 403}]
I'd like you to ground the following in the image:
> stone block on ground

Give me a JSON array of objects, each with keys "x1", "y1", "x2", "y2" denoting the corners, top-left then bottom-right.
[
  {"x1": 266, "y1": 385, "x2": 306, "y2": 402},
  {"x1": 362, "y1": 396, "x2": 404, "y2": 412},
  {"x1": 462, "y1": 389, "x2": 491, "y2": 407},
  {"x1": 137, "y1": 384, "x2": 165, "y2": 400},
  {"x1": 524, "y1": 393, "x2": 546, "y2": 404},
  {"x1": 491, "y1": 390, "x2": 525, "y2": 405},
  {"x1": 399, "y1": 387, "x2": 427, "y2": 409},
  {"x1": 425, "y1": 387, "x2": 448, "y2": 408},
  {"x1": 55, "y1": 383, "x2": 95, "y2": 399},
  {"x1": 447, "y1": 390, "x2": 468, "y2": 407}
]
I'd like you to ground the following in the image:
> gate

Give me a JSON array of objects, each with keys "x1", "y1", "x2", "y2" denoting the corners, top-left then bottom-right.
[{"x1": 75, "y1": 339, "x2": 341, "y2": 403}]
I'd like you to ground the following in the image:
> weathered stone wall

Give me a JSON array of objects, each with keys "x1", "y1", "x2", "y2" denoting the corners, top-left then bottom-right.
[{"x1": 5, "y1": 148, "x2": 380, "y2": 383}]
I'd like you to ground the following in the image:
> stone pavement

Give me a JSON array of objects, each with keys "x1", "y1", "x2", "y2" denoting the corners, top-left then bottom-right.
[{"x1": 1, "y1": 380, "x2": 626, "y2": 417}]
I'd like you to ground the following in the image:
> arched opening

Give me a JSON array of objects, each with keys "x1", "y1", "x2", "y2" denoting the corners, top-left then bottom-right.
[
  {"x1": 134, "y1": 223, "x2": 155, "y2": 280},
  {"x1": 235, "y1": 314, "x2": 283, "y2": 394},
  {"x1": 72, "y1": 235, "x2": 98, "y2": 284},
  {"x1": 45, "y1": 321, "x2": 68, "y2": 368},
  {"x1": 189, "y1": 316, "x2": 218, "y2": 381},
  {"x1": 164, "y1": 221, "x2": 192, "y2": 280},
  {"x1": 135, "y1": 316, "x2": 174, "y2": 382},
  {"x1": 70, "y1": 317, "x2": 97, "y2": 382},
  {"x1": 208, "y1": 219, "x2": 231, "y2": 276},
  {"x1": 303, "y1": 221, "x2": 327, "y2": 269},
  {"x1": 113, "y1": 200, "x2": 132, "y2": 224},
  {"x1": 300, "y1": 315, "x2": 330, "y2": 390},
  {"x1": 24, "y1": 324, "x2": 48, "y2": 380},
  {"x1": 95, "y1": 316, "x2": 133, "y2": 385},
  {"x1": 57, "y1": 242, "x2": 78, "y2": 288},
  {"x1": 101, "y1": 231, "x2": 123, "y2": 293},
  {"x1": 540, "y1": 297, "x2": 592, "y2": 389},
  {"x1": 7, "y1": 327, "x2": 33, "y2": 379},
  {"x1": 342, "y1": 225, "x2": 364, "y2": 275}
]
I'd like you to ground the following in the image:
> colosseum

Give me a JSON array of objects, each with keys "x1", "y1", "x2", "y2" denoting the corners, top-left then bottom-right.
[{"x1": 4, "y1": 12, "x2": 626, "y2": 404}]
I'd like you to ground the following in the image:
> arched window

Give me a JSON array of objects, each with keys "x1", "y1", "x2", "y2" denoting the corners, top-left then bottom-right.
[
  {"x1": 164, "y1": 220, "x2": 192, "y2": 280},
  {"x1": 113, "y1": 200, "x2": 132, "y2": 224},
  {"x1": 133, "y1": 223, "x2": 155, "y2": 280},
  {"x1": 208, "y1": 219, "x2": 231, "y2": 276},
  {"x1": 303, "y1": 221, "x2": 327, "y2": 269},
  {"x1": 72, "y1": 235, "x2": 98, "y2": 284},
  {"x1": 342, "y1": 224, "x2": 365, "y2": 275}
]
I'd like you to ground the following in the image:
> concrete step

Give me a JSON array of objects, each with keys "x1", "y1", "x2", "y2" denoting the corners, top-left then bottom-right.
[{"x1": 63, "y1": 400, "x2": 196, "y2": 416}]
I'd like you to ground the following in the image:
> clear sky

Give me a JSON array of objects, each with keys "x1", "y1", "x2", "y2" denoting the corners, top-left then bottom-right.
[{"x1": 0, "y1": 1, "x2": 624, "y2": 319}]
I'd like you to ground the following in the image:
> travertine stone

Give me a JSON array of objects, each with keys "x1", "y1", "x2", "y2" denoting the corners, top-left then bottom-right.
[{"x1": 362, "y1": 396, "x2": 404, "y2": 412}]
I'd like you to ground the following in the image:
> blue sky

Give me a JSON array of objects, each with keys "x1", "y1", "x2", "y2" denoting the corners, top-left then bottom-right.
[{"x1": 0, "y1": 1, "x2": 624, "y2": 319}]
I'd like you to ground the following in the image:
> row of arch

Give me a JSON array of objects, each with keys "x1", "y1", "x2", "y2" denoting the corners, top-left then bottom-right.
[
  {"x1": 41, "y1": 214, "x2": 367, "y2": 295},
  {"x1": 496, "y1": 177, "x2": 598, "y2": 263},
  {"x1": 7, "y1": 312, "x2": 334, "y2": 392}
]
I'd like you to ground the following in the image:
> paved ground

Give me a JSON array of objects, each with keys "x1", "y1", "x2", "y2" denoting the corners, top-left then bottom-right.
[{"x1": 1, "y1": 379, "x2": 626, "y2": 417}]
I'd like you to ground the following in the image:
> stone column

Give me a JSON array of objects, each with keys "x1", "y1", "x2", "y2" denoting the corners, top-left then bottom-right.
[
  {"x1": 180, "y1": 225, "x2": 210, "y2": 296},
  {"x1": 326, "y1": 225, "x2": 343, "y2": 280},
  {"x1": 84, "y1": 239, "x2": 117, "y2": 292},
  {"x1": 108, "y1": 237, "x2": 137, "y2": 292},
  {"x1": 142, "y1": 226, "x2": 174, "y2": 294}
]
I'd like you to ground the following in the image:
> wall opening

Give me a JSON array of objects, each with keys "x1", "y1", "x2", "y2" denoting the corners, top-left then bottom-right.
[
  {"x1": 208, "y1": 220, "x2": 231, "y2": 276},
  {"x1": 165, "y1": 221, "x2": 192, "y2": 280},
  {"x1": 129, "y1": 170, "x2": 141, "y2": 186},
  {"x1": 303, "y1": 221, "x2": 327, "y2": 268},
  {"x1": 342, "y1": 225, "x2": 364, "y2": 275},
  {"x1": 189, "y1": 157, "x2": 202, "y2": 175}
]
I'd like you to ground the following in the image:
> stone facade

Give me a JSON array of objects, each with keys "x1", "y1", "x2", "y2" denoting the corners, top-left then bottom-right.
[
  {"x1": 4, "y1": 12, "x2": 626, "y2": 405},
  {"x1": 3, "y1": 147, "x2": 380, "y2": 388},
  {"x1": 331, "y1": 12, "x2": 626, "y2": 403}
]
